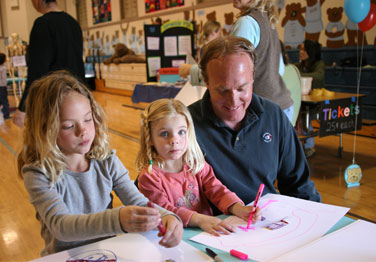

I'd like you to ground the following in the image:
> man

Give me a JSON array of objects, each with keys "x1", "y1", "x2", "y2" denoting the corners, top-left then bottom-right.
[
  {"x1": 188, "y1": 36, "x2": 321, "y2": 205},
  {"x1": 13, "y1": 0, "x2": 85, "y2": 127}
]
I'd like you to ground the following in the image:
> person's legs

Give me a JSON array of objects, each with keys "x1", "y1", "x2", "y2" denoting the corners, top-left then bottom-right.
[
  {"x1": 303, "y1": 121, "x2": 315, "y2": 158},
  {"x1": 0, "y1": 86, "x2": 10, "y2": 119},
  {"x1": 283, "y1": 104, "x2": 294, "y2": 124}
]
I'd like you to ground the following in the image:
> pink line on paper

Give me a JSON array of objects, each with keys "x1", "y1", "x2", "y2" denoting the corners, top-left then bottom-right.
[{"x1": 238, "y1": 225, "x2": 256, "y2": 232}]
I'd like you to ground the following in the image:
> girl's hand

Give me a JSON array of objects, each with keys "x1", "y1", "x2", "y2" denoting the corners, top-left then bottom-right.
[
  {"x1": 190, "y1": 213, "x2": 235, "y2": 236},
  {"x1": 159, "y1": 215, "x2": 183, "y2": 248},
  {"x1": 229, "y1": 202, "x2": 262, "y2": 224},
  {"x1": 119, "y1": 206, "x2": 160, "y2": 233}
]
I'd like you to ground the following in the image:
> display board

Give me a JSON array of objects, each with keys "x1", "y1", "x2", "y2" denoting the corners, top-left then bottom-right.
[{"x1": 144, "y1": 20, "x2": 195, "y2": 82}]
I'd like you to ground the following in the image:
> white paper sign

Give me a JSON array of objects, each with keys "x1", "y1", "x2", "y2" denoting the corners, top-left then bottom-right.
[
  {"x1": 12, "y1": 55, "x2": 26, "y2": 67},
  {"x1": 164, "y1": 36, "x2": 177, "y2": 56},
  {"x1": 147, "y1": 57, "x2": 161, "y2": 77},
  {"x1": 178, "y1": 35, "x2": 192, "y2": 55},
  {"x1": 147, "y1": 36, "x2": 160, "y2": 50}
]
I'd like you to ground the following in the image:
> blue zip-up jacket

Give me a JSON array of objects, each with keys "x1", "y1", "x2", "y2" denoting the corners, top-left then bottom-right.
[{"x1": 188, "y1": 91, "x2": 321, "y2": 205}]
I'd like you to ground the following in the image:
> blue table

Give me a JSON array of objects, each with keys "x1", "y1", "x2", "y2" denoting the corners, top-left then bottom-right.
[
  {"x1": 183, "y1": 215, "x2": 354, "y2": 262},
  {"x1": 131, "y1": 83, "x2": 182, "y2": 103}
]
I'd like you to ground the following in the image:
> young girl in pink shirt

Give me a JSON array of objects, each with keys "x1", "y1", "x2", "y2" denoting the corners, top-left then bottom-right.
[{"x1": 136, "y1": 99, "x2": 261, "y2": 236}]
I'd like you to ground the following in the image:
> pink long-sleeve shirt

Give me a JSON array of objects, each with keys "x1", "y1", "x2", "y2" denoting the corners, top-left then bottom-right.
[{"x1": 138, "y1": 162, "x2": 243, "y2": 226}]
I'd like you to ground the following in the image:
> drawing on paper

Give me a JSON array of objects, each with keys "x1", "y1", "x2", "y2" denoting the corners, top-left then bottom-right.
[
  {"x1": 190, "y1": 193, "x2": 349, "y2": 262},
  {"x1": 66, "y1": 249, "x2": 117, "y2": 262}
]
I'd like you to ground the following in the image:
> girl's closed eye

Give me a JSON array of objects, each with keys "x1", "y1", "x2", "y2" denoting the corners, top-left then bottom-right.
[
  {"x1": 62, "y1": 123, "x2": 74, "y2": 130},
  {"x1": 85, "y1": 117, "x2": 93, "y2": 123}
]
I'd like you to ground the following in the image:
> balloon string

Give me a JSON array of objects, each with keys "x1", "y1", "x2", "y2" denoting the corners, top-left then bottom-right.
[{"x1": 352, "y1": 35, "x2": 364, "y2": 165}]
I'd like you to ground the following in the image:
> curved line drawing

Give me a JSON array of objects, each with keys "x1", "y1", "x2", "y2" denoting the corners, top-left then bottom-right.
[{"x1": 66, "y1": 249, "x2": 117, "y2": 262}]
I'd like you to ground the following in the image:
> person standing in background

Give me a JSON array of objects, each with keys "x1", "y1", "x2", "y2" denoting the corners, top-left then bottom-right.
[
  {"x1": 296, "y1": 39, "x2": 325, "y2": 158},
  {"x1": 179, "y1": 20, "x2": 222, "y2": 86},
  {"x1": 13, "y1": 0, "x2": 84, "y2": 127},
  {"x1": 231, "y1": 0, "x2": 294, "y2": 123},
  {"x1": 0, "y1": 53, "x2": 10, "y2": 120}
]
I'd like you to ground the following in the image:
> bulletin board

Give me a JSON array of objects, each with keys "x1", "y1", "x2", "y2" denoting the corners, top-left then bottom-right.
[{"x1": 144, "y1": 20, "x2": 195, "y2": 82}]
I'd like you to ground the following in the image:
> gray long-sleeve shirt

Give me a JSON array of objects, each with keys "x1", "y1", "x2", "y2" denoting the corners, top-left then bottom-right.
[{"x1": 23, "y1": 151, "x2": 176, "y2": 256}]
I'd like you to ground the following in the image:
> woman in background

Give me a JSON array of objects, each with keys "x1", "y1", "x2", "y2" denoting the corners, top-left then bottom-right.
[
  {"x1": 296, "y1": 40, "x2": 325, "y2": 158},
  {"x1": 231, "y1": 0, "x2": 294, "y2": 123}
]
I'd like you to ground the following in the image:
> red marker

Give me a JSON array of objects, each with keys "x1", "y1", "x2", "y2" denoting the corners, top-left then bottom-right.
[
  {"x1": 230, "y1": 249, "x2": 248, "y2": 260},
  {"x1": 247, "y1": 184, "x2": 264, "y2": 229},
  {"x1": 147, "y1": 201, "x2": 166, "y2": 235}
]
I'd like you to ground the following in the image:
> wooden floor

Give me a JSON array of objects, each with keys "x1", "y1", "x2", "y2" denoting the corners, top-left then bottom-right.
[{"x1": 0, "y1": 91, "x2": 375, "y2": 261}]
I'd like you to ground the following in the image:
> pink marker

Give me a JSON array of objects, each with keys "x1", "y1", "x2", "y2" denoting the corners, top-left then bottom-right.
[
  {"x1": 247, "y1": 184, "x2": 264, "y2": 229},
  {"x1": 230, "y1": 249, "x2": 248, "y2": 260},
  {"x1": 147, "y1": 201, "x2": 166, "y2": 235}
]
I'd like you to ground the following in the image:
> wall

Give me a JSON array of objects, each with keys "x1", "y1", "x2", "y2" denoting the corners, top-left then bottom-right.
[
  {"x1": 78, "y1": 0, "x2": 375, "y2": 58},
  {"x1": 1, "y1": 0, "x2": 375, "y2": 55}
]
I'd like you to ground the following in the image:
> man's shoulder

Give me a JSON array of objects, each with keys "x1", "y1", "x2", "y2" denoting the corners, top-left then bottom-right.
[{"x1": 188, "y1": 100, "x2": 202, "y2": 118}]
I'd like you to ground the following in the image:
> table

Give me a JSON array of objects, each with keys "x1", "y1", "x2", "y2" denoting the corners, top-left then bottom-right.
[
  {"x1": 300, "y1": 92, "x2": 364, "y2": 157},
  {"x1": 31, "y1": 216, "x2": 354, "y2": 262},
  {"x1": 131, "y1": 83, "x2": 182, "y2": 103}
]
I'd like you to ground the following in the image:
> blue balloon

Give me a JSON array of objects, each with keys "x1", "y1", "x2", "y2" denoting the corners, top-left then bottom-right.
[{"x1": 344, "y1": 0, "x2": 371, "y2": 23}]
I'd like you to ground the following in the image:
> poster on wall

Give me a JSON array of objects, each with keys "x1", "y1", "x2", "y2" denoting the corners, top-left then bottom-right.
[
  {"x1": 145, "y1": 0, "x2": 184, "y2": 14},
  {"x1": 92, "y1": 0, "x2": 112, "y2": 25}
]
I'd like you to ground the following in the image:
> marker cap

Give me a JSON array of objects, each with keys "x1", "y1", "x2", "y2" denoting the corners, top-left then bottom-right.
[{"x1": 230, "y1": 249, "x2": 248, "y2": 260}]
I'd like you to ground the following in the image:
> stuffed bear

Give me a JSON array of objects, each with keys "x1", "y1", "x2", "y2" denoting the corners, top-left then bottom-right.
[
  {"x1": 345, "y1": 19, "x2": 368, "y2": 46},
  {"x1": 103, "y1": 43, "x2": 145, "y2": 64},
  {"x1": 325, "y1": 7, "x2": 345, "y2": 48},
  {"x1": 282, "y1": 3, "x2": 306, "y2": 49},
  {"x1": 222, "y1": 12, "x2": 234, "y2": 36},
  {"x1": 206, "y1": 11, "x2": 216, "y2": 22},
  {"x1": 304, "y1": 0, "x2": 325, "y2": 42}
]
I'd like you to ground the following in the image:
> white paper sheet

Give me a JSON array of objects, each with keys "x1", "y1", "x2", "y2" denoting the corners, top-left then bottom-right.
[
  {"x1": 147, "y1": 57, "x2": 161, "y2": 77},
  {"x1": 32, "y1": 231, "x2": 211, "y2": 262},
  {"x1": 164, "y1": 36, "x2": 177, "y2": 56},
  {"x1": 147, "y1": 37, "x2": 160, "y2": 50},
  {"x1": 190, "y1": 194, "x2": 350, "y2": 262},
  {"x1": 178, "y1": 35, "x2": 192, "y2": 55},
  {"x1": 174, "y1": 82, "x2": 206, "y2": 106},
  {"x1": 272, "y1": 220, "x2": 376, "y2": 262}
]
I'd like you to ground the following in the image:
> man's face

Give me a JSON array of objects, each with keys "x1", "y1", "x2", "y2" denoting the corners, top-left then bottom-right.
[{"x1": 206, "y1": 53, "x2": 254, "y2": 130}]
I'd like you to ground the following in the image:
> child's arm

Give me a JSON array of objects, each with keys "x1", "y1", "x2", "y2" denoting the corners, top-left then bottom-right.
[
  {"x1": 23, "y1": 167, "x2": 127, "y2": 242},
  {"x1": 200, "y1": 163, "x2": 244, "y2": 214}
]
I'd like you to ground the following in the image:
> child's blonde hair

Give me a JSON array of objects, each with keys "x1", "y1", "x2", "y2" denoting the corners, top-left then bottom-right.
[
  {"x1": 17, "y1": 70, "x2": 110, "y2": 184},
  {"x1": 238, "y1": 0, "x2": 278, "y2": 29},
  {"x1": 136, "y1": 99, "x2": 205, "y2": 175},
  {"x1": 199, "y1": 20, "x2": 221, "y2": 45}
]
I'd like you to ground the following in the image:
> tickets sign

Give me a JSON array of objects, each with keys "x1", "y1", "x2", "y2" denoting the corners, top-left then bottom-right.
[{"x1": 319, "y1": 96, "x2": 362, "y2": 137}]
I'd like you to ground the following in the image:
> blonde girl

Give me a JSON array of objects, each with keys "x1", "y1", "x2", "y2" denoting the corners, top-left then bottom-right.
[
  {"x1": 18, "y1": 71, "x2": 182, "y2": 256},
  {"x1": 179, "y1": 21, "x2": 222, "y2": 84},
  {"x1": 136, "y1": 99, "x2": 261, "y2": 236},
  {"x1": 199, "y1": 20, "x2": 222, "y2": 47}
]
